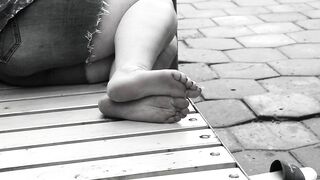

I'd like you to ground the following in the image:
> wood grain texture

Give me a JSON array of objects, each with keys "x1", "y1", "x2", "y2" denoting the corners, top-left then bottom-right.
[
  {"x1": 139, "y1": 168, "x2": 248, "y2": 180},
  {"x1": 0, "y1": 93, "x2": 103, "y2": 117},
  {"x1": 0, "y1": 147, "x2": 236, "y2": 179},
  {"x1": 0, "y1": 114, "x2": 208, "y2": 151},
  {"x1": 0, "y1": 84, "x2": 106, "y2": 102},
  {"x1": 0, "y1": 108, "x2": 107, "y2": 133},
  {"x1": 0, "y1": 129, "x2": 219, "y2": 171}
]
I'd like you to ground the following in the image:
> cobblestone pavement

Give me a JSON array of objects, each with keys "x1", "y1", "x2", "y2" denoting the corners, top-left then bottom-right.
[{"x1": 177, "y1": 0, "x2": 320, "y2": 178}]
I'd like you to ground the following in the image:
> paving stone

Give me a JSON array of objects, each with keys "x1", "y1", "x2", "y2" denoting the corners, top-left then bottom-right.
[
  {"x1": 178, "y1": 4, "x2": 226, "y2": 18},
  {"x1": 303, "y1": 117, "x2": 320, "y2": 137},
  {"x1": 193, "y1": 1, "x2": 237, "y2": 9},
  {"x1": 279, "y1": 44, "x2": 320, "y2": 59},
  {"x1": 178, "y1": 29, "x2": 203, "y2": 40},
  {"x1": 199, "y1": 79, "x2": 267, "y2": 99},
  {"x1": 308, "y1": 1, "x2": 320, "y2": 9},
  {"x1": 301, "y1": 9, "x2": 320, "y2": 18},
  {"x1": 178, "y1": 48, "x2": 230, "y2": 63},
  {"x1": 211, "y1": 63, "x2": 279, "y2": 79},
  {"x1": 178, "y1": 18, "x2": 216, "y2": 29},
  {"x1": 196, "y1": 100, "x2": 256, "y2": 127},
  {"x1": 230, "y1": 122, "x2": 320, "y2": 150},
  {"x1": 199, "y1": 26, "x2": 254, "y2": 38},
  {"x1": 244, "y1": 92, "x2": 320, "y2": 118},
  {"x1": 258, "y1": 12, "x2": 308, "y2": 22},
  {"x1": 247, "y1": 22, "x2": 302, "y2": 34},
  {"x1": 291, "y1": 144, "x2": 320, "y2": 176},
  {"x1": 268, "y1": 59, "x2": 320, "y2": 76},
  {"x1": 233, "y1": 0, "x2": 278, "y2": 6},
  {"x1": 214, "y1": 128, "x2": 243, "y2": 152},
  {"x1": 237, "y1": 34, "x2": 296, "y2": 48},
  {"x1": 225, "y1": 48, "x2": 288, "y2": 62},
  {"x1": 185, "y1": 38, "x2": 243, "y2": 50},
  {"x1": 234, "y1": 150, "x2": 301, "y2": 176},
  {"x1": 178, "y1": 63, "x2": 218, "y2": 82},
  {"x1": 259, "y1": 76, "x2": 320, "y2": 99},
  {"x1": 212, "y1": 16, "x2": 263, "y2": 26},
  {"x1": 266, "y1": 3, "x2": 314, "y2": 12},
  {"x1": 224, "y1": 7, "x2": 270, "y2": 15},
  {"x1": 296, "y1": 19, "x2": 320, "y2": 30},
  {"x1": 190, "y1": 95, "x2": 204, "y2": 103},
  {"x1": 177, "y1": 0, "x2": 207, "y2": 3},
  {"x1": 278, "y1": 0, "x2": 315, "y2": 3},
  {"x1": 288, "y1": 30, "x2": 320, "y2": 43}
]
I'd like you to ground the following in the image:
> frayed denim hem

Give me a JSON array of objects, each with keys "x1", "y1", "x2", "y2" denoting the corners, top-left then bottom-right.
[{"x1": 85, "y1": 0, "x2": 110, "y2": 64}]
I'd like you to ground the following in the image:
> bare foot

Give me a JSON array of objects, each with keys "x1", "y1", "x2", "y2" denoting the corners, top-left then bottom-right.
[
  {"x1": 107, "y1": 68, "x2": 201, "y2": 102},
  {"x1": 98, "y1": 95, "x2": 190, "y2": 123}
]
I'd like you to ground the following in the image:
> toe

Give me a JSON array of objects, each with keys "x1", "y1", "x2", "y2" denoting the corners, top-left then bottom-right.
[
  {"x1": 175, "y1": 115, "x2": 182, "y2": 122},
  {"x1": 172, "y1": 98, "x2": 189, "y2": 109},
  {"x1": 189, "y1": 81, "x2": 199, "y2": 90},
  {"x1": 171, "y1": 71, "x2": 187, "y2": 83},
  {"x1": 171, "y1": 70, "x2": 182, "y2": 81},
  {"x1": 185, "y1": 77, "x2": 194, "y2": 89},
  {"x1": 180, "y1": 108, "x2": 190, "y2": 117},
  {"x1": 180, "y1": 73, "x2": 188, "y2": 84},
  {"x1": 186, "y1": 89, "x2": 201, "y2": 98},
  {"x1": 178, "y1": 112, "x2": 187, "y2": 119},
  {"x1": 165, "y1": 116, "x2": 178, "y2": 123}
]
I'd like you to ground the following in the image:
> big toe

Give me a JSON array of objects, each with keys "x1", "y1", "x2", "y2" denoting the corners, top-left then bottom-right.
[
  {"x1": 186, "y1": 88, "x2": 201, "y2": 98},
  {"x1": 172, "y1": 98, "x2": 189, "y2": 109}
]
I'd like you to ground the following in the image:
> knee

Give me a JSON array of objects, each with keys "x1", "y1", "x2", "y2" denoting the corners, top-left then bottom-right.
[
  {"x1": 142, "y1": 0, "x2": 177, "y2": 30},
  {"x1": 155, "y1": 0, "x2": 177, "y2": 39}
]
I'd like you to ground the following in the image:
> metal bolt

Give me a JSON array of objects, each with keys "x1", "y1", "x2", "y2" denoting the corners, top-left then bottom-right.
[
  {"x1": 189, "y1": 118, "x2": 197, "y2": 121},
  {"x1": 229, "y1": 174, "x2": 239, "y2": 178},
  {"x1": 199, "y1": 135, "x2": 211, "y2": 139},
  {"x1": 210, "y1": 152, "x2": 220, "y2": 156}
]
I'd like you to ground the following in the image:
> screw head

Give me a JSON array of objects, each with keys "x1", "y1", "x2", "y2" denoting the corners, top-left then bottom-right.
[
  {"x1": 210, "y1": 152, "x2": 220, "y2": 156},
  {"x1": 199, "y1": 135, "x2": 211, "y2": 139},
  {"x1": 188, "y1": 118, "x2": 197, "y2": 121},
  {"x1": 229, "y1": 174, "x2": 239, "y2": 178}
]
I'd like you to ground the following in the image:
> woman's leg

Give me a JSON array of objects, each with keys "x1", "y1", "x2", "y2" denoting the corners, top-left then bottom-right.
[
  {"x1": 0, "y1": 37, "x2": 176, "y2": 86},
  {"x1": 105, "y1": 0, "x2": 201, "y2": 102}
]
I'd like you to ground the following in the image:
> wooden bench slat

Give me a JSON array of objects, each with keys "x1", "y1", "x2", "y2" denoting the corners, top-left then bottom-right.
[
  {"x1": 0, "y1": 147, "x2": 236, "y2": 179},
  {"x1": 0, "y1": 114, "x2": 207, "y2": 151},
  {"x1": 0, "y1": 108, "x2": 107, "y2": 133},
  {"x1": 0, "y1": 84, "x2": 106, "y2": 102},
  {"x1": 0, "y1": 93, "x2": 103, "y2": 117},
  {"x1": 0, "y1": 129, "x2": 219, "y2": 171},
  {"x1": 138, "y1": 168, "x2": 248, "y2": 180},
  {"x1": 0, "y1": 93, "x2": 195, "y2": 117}
]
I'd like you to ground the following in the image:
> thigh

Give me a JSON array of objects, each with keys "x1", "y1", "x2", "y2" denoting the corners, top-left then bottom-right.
[
  {"x1": 89, "y1": 0, "x2": 141, "y2": 62},
  {"x1": 0, "y1": 0, "x2": 102, "y2": 77}
]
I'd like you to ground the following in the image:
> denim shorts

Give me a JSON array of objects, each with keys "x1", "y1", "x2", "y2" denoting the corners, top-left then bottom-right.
[{"x1": 0, "y1": 0, "x2": 105, "y2": 74}]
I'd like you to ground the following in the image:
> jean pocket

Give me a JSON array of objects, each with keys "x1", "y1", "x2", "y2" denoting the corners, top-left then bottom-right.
[{"x1": 0, "y1": 19, "x2": 21, "y2": 64}]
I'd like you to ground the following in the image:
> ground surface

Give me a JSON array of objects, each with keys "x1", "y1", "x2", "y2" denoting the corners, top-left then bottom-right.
[{"x1": 177, "y1": 0, "x2": 320, "y2": 178}]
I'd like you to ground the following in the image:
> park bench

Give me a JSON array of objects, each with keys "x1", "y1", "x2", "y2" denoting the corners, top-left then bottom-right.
[{"x1": 0, "y1": 82, "x2": 317, "y2": 179}]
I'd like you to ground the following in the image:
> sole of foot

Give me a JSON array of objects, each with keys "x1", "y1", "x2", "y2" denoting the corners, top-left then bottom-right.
[
  {"x1": 107, "y1": 69, "x2": 201, "y2": 102},
  {"x1": 98, "y1": 95, "x2": 190, "y2": 123}
]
